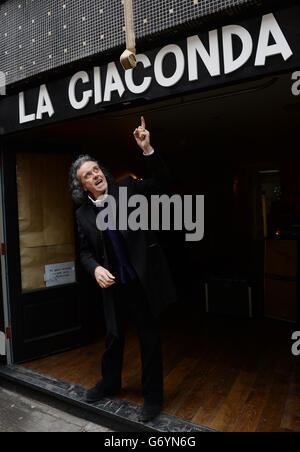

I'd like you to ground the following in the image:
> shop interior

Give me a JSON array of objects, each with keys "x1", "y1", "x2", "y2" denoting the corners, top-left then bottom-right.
[{"x1": 5, "y1": 72, "x2": 300, "y2": 431}]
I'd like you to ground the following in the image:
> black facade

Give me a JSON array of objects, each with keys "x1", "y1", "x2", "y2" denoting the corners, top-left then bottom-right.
[
  {"x1": 0, "y1": 0, "x2": 292, "y2": 91},
  {"x1": 1, "y1": 4, "x2": 300, "y2": 135}
]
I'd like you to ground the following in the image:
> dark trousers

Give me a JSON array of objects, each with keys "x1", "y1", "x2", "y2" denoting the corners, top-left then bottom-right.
[{"x1": 101, "y1": 279, "x2": 163, "y2": 405}]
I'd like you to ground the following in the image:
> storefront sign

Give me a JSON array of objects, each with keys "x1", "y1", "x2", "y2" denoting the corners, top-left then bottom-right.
[{"x1": 1, "y1": 6, "x2": 300, "y2": 134}]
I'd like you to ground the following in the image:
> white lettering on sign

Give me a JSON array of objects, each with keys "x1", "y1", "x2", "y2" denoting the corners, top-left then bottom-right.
[
  {"x1": 222, "y1": 25, "x2": 253, "y2": 74},
  {"x1": 18, "y1": 13, "x2": 293, "y2": 124},
  {"x1": 255, "y1": 13, "x2": 293, "y2": 66},
  {"x1": 154, "y1": 44, "x2": 185, "y2": 87},
  {"x1": 125, "y1": 54, "x2": 152, "y2": 94},
  {"x1": 94, "y1": 66, "x2": 102, "y2": 104},
  {"x1": 68, "y1": 71, "x2": 93, "y2": 109},
  {"x1": 19, "y1": 92, "x2": 36, "y2": 124},
  {"x1": 104, "y1": 62, "x2": 126, "y2": 102},
  {"x1": 187, "y1": 31, "x2": 221, "y2": 79},
  {"x1": 36, "y1": 84, "x2": 55, "y2": 119},
  {"x1": 19, "y1": 84, "x2": 54, "y2": 124}
]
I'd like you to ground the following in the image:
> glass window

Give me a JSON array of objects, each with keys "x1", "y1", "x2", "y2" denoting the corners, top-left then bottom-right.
[{"x1": 16, "y1": 153, "x2": 76, "y2": 292}]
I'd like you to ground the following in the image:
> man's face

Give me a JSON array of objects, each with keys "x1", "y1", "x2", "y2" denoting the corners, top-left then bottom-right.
[{"x1": 77, "y1": 160, "x2": 108, "y2": 200}]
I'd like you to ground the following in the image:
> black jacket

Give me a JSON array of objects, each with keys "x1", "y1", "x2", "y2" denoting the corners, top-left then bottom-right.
[{"x1": 75, "y1": 153, "x2": 177, "y2": 336}]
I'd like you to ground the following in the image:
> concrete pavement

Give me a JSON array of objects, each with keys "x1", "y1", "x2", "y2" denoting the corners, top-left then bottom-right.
[{"x1": 0, "y1": 379, "x2": 114, "y2": 432}]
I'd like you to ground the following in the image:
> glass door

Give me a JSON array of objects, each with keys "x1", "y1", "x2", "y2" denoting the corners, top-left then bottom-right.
[{"x1": 2, "y1": 146, "x2": 90, "y2": 363}]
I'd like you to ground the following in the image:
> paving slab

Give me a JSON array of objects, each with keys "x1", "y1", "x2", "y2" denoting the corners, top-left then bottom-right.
[{"x1": 0, "y1": 383, "x2": 113, "y2": 432}]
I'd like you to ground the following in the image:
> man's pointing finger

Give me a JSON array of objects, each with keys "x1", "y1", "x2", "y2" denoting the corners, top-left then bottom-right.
[{"x1": 141, "y1": 116, "x2": 146, "y2": 130}]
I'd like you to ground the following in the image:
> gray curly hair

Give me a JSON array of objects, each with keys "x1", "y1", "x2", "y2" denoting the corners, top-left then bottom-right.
[{"x1": 69, "y1": 154, "x2": 113, "y2": 204}]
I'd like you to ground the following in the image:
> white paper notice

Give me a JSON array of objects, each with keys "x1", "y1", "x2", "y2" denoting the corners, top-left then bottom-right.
[
  {"x1": 44, "y1": 262, "x2": 76, "y2": 287},
  {"x1": 0, "y1": 331, "x2": 5, "y2": 356}
]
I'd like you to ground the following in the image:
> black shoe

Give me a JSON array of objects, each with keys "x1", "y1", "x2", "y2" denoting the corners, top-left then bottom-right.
[
  {"x1": 85, "y1": 380, "x2": 121, "y2": 403},
  {"x1": 138, "y1": 404, "x2": 161, "y2": 422}
]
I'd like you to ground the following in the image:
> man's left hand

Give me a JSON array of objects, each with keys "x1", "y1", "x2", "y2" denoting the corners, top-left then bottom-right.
[{"x1": 133, "y1": 116, "x2": 154, "y2": 155}]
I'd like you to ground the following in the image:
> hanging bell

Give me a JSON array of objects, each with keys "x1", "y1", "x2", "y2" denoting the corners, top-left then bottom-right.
[{"x1": 120, "y1": 49, "x2": 137, "y2": 70}]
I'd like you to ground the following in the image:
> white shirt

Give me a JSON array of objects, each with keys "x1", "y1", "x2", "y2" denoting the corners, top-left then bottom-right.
[
  {"x1": 143, "y1": 148, "x2": 155, "y2": 157},
  {"x1": 88, "y1": 191, "x2": 108, "y2": 208}
]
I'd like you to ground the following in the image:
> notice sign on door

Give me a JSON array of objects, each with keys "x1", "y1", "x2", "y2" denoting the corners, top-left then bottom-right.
[
  {"x1": 0, "y1": 331, "x2": 5, "y2": 356},
  {"x1": 44, "y1": 262, "x2": 76, "y2": 287}
]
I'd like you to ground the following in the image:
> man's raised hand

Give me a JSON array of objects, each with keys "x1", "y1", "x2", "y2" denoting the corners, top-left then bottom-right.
[{"x1": 133, "y1": 116, "x2": 154, "y2": 155}]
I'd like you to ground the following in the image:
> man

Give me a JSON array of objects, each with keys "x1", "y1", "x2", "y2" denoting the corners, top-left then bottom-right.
[{"x1": 70, "y1": 117, "x2": 177, "y2": 422}]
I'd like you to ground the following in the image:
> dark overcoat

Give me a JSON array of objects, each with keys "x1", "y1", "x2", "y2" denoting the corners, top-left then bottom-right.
[{"x1": 75, "y1": 153, "x2": 177, "y2": 336}]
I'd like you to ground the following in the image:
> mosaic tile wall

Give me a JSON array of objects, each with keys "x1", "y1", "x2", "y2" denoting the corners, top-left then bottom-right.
[{"x1": 0, "y1": 0, "x2": 271, "y2": 87}]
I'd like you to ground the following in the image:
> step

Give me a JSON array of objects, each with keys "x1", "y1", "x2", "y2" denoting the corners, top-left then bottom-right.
[{"x1": 0, "y1": 364, "x2": 215, "y2": 433}]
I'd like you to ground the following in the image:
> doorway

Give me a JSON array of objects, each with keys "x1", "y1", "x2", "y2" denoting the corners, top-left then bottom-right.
[
  {"x1": 3, "y1": 72, "x2": 300, "y2": 431},
  {"x1": 2, "y1": 146, "x2": 105, "y2": 363}
]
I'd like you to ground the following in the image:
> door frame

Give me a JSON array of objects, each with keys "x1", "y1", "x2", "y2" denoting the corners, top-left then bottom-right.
[
  {"x1": 0, "y1": 145, "x2": 12, "y2": 364},
  {"x1": 1, "y1": 140, "x2": 97, "y2": 363}
]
